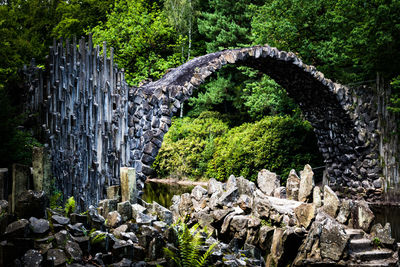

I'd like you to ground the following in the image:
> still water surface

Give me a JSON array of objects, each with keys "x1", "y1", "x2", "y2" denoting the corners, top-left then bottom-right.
[
  {"x1": 371, "y1": 204, "x2": 400, "y2": 242},
  {"x1": 142, "y1": 181, "x2": 195, "y2": 208}
]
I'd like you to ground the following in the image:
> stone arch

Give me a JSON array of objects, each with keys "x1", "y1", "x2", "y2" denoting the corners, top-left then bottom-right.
[{"x1": 130, "y1": 45, "x2": 381, "y2": 198}]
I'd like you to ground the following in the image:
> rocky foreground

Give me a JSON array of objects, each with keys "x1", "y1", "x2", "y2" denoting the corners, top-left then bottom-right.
[{"x1": 0, "y1": 165, "x2": 399, "y2": 266}]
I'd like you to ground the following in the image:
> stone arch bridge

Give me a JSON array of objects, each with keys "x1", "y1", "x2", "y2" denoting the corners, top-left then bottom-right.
[{"x1": 26, "y1": 38, "x2": 384, "y2": 208}]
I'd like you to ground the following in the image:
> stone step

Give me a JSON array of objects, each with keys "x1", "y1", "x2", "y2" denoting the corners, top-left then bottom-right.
[
  {"x1": 345, "y1": 228, "x2": 365, "y2": 240},
  {"x1": 353, "y1": 249, "x2": 393, "y2": 261},
  {"x1": 348, "y1": 259, "x2": 398, "y2": 267},
  {"x1": 349, "y1": 238, "x2": 372, "y2": 252}
]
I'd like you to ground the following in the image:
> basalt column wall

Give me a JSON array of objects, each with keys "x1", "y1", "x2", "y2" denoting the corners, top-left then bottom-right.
[{"x1": 26, "y1": 37, "x2": 132, "y2": 209}]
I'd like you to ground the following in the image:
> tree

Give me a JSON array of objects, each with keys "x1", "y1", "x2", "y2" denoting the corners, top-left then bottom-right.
[{"x1": 91, "y1": 0, "x2": 182, "y2": 85}]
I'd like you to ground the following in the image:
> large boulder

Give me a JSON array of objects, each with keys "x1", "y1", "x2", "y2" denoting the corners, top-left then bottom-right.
[
  {"x1": 218, "y1": 187, "x2": 239, "y2": 207},
  {"x1": 298, "y1": 165, "x2": 314, "y2": 202},
  {"x1": 152, "y1": 201, "x2": 173, "y2": 225},
  {"x1": 29, "y1": 217, "x2": 49, "y2": 234},
  {"x1": 350, "y1": 201, "x2": 374, "y2": 232},
  {"x1": 370, "y1": 223, "x2": 395, "y2": 246},
  {"x1": 286, "y1": 170, "x2": 300, "y2": 200},
  {"x1": 15, "y1": 190, "x2": 48, "y2": 219},
  {"x1": 294, "y1": 203, "x2": 316, "y2": 229},
  {"x1": 207, "y1": 178, "x2": 224, "y2": 195},
  {"x1": 257, "y1": 169, "x2": 280, "y2": 196},
  {"x1": 319, "y1": 213, "x2": 349, "y2": 261},
  {"x1": 336, "y1": 199, "x2": 352, "y2": 224},
  {"x1": 322, "y1": 185, "x2": 340, "y2": 217},
  {"x1": 236, "y1": 176, "x2": 256, "y2": 196}
]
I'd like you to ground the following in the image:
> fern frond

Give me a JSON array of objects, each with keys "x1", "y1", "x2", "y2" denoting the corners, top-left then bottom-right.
[{"x1": 196, "y1": 241, "x2": 218, "y2": 267}]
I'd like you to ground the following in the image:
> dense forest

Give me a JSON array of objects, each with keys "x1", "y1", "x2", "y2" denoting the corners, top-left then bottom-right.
[{"x1": 1, "y1": 0, "x2": 399, "y2": 182}]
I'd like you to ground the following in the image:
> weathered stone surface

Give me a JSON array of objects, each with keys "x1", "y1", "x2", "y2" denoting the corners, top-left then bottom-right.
[
  {"x1": 273, "y1": 186, "x2": 286, "y2": 199},
  {"x1": 191, "y1": 185, "x2": 208, "y2": 201},
  {"x1": 106, "y1": 211, "x2": 122, "y2": 228},
  {"x1": 23, "y1": 249, "x2": 42, "y2": 267},
  {"x1": 298, "y1": 165, "x2": 314, "y2": 202},
  {"x1": 29, "y1": 217, "x2": 49, "y2": 234},
  {"x1": 313, "y1": 186, "x2": 322, "y2": 208},
  {"x1": 178, "y1": 193, "x2": 193, "y2": 217},
  {"x1": 12, "y1": 164, "x2": 30, "y2": 213},
  {"x1": 236, "y1": 176, "x2": 256, "y2": 196},
  {"x1": 52, "y1": 215, "x2": 70, "y2": 225},
  {"x1": 286, "y1": 169, "x2": 300, "y2": 200},
  {"x1": 120, "y1": 167, "x2": 137, "y2": 203},
  {"x1": 257, "y1": 169, "x2": 280, "y2": 196},
  {"x1": 47, "y1": 249, "x2": 67, "y2": 266},
  {"x1": 55, "y1": 230, "x2": 69, "y2": 247},
  {"x1": 370, "y1": 223, "x2": 395, "y2": 246},
  {"x1": 319, "y1": 214, "x2": 349, "y2": 261},
  {"x1": 132, "y1": 203, "x2": 147, "y2": 218},
  {"x1": 237, "y1": 194, "x2": 252, "y2": 213},
  {"x1": 208, "y1": 178, "x2": 224, "y2": 195},
  {"x1": 336, "y1": 199, "x2": 352, "y2": 224},
  {"x1": 15, "y1": 190, "x2": 48, "y2": 219},
  {"x1": 107, "y1": 185, "x2": 121, "y2": 200},
  {"x1": 117, "y1": 201, "x2": 132, "y2": 222},
  {"x1": 65, "y1": 240, "x2": 83, "y2": 261},
  {"x1": 322, "y1": 185, "x2": 340, "y2": 217},
  {"x1": 351, "y1": 201, "x2": 374, "y2": 232},
  {"x1": 135, "y1": 212, "x2": 154, "y2": 225},
  {"x1": 152, "y1": 201, "x2": 173, "y2": 225},
  {"x1": 4, "y1": 219, "x2": 29, "y2": 237},
  {"x1": 294, "y1": 203, "x2": 316, "y2": 228},
  {"x1": 113, "y1": 224, "x2": 128, "y2": 238},
  {"x1": 218, "y1": 187, "x2": 239, "y2": 207},
  {"x1": 258, "y1": 225, "x2": 275, "y2": 251}
]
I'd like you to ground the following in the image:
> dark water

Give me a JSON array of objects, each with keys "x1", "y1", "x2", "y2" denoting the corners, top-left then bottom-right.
[
  {"x1": 371, "y1": 204, "x2": 400, "y2": 242},
  {"x1": 142, "y1": 182, "x2": 195, "y2": 208}
]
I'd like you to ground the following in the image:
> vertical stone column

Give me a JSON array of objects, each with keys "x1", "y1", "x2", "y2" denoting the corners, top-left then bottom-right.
[
  {"x1": 32, "y1": 146, "x2": 51, "y2": 195},
  {"x1": 0, "y1": 168, "x2": 8, "y2": 200},
  {"x1": 120, "y1": 167, "x2": 137, "y2": 203},
  {"x1": 11, "y1": 164, "x2": 30, "y2": 213}
]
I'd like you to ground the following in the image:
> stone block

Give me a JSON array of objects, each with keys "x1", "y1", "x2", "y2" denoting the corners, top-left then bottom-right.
[
  {"x1": 120, "y1": 167, "x2": 137, "y2": 203},
  {"x1": 12, "y1": 164, "x2": 30, "y2": 213},
  {"x1": 106, "y1": 185, "x2": 120, "y2": 200},
  {"x1": 0, "y1": 169, "x2": 8, "y2": 200},
  {"x1": 32, "y1": 147, "x2": 51, "y2": 195}
]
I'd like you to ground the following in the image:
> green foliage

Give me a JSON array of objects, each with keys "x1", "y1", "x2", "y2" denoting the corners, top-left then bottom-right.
[
  {"x1": 64, "y1": 196, "x2": 76, "y2": 217},
  {"x1": 153, "y1": 111, "x2": 229, "y2": 179},
  {"x1": 207, "y1": 115, "x2": 322, "y2": 182},
  {"x1": 388, "y1": 76, "x2": 400, "y2": 114},
  {"x1": 372, "y1": 237, "x2": 382, "y2": 248},
  {"x1": 164, "y1": 219, "x2": 218, "y2": 267},
  {"x1": 91, "y1": 0, "x2": 182, "y2": 85},
  {"x1": 49, "y1": 190, "x2": 63, "y2": 212},
  {"x1": 90, "y1": 232, "x2": 106, "y2": 245},
  {"x1": 250, "y1": 0, "x2": 400, "y2": 83},
  {"x1": 154, "y1": 112, "x2": 322, "y2": 182}
]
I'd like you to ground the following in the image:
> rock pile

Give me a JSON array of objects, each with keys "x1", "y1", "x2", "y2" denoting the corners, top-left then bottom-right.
[{"x1": 170, "y1": 165, "x2": 399, "y2": 266}]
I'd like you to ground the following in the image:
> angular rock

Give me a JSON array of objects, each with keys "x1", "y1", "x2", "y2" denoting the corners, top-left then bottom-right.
[
  {"x1": 15, "y1": 190, "x2": 48, "y2": 219},
  {"x1": 52, "y1": 215, "x2": 70, "y2": 225},
  {"x1": 286, "y1": 170, "x2": 300, "y2": 200},
  {"x1": 273, "y1": 186, "x2": 286, "y2": 199},
  {"x1": 191, "y1": 185, "x2": 208, "y2": 201},
  {"x1": 106, "y1": 211, "x2": 122, "y2": 228},
  {"x1": 208, "y1": 178, "x2": 224, "y2": 195},
  {"x1": 319, "y1": 213, "x2": 349, "y2": 261},
  {"x1": 370, "y1": 223, "x2": 395, "y2": 246},
  {"x1": 65, "y1": 240, "x2": 83, "y2": 261},
  {"x1": 313, "y1": 186, "x2": 322, "y2": 208},
  {"x1": 22, "y1": 249, "x2": 43, "y2": 267},
  {"x1": 29, "y1": 217, "x2": 49, "y2": 234},
  {"x1": 236, "y1": 176, "x2": 256, "y2": 196},
  {"x1": 132, "y1": 203, "x2": 147, "y2": 218},
  {"x1": 252, "y1": 195, "x2": 272, "y2": 219},
  {"x1": 230, "y1": 215, "x2": 249, "y2": 232},
  {"x1": 237, "y1": 194, "x2": 252, "y2": 213},
  {"x1": 212, "y1": 208, "x2": 233, "y2": 222},
  {"x1": 336, "y1": 199, "x2": 352, "y2": 224},
  {"x1": 351, "y1": 201, "x2": 374, "y2": 232},
  {"x1": 178, "y1": 193, "x2": 193, "y2": 217},
  {"x1": 218, "y1": 187, "x2": 239, "y2": 207},
  {"x1": 298, "y1": 164, "x2": 314, "y2": 202},
  {"x1": 47, "y1": 249, "x2": 67, "y2": 266},
  {"x1": 322, "y1": 185, "x2": 340, "y2": 217},
  {"x1": 257, "y1": 169, "x2": 280, "y2": 196},
  {"x1": 294, "y1": 203, "x2": 316, "y2": 229},
  {"x1": 258, "y1": 225, "x2": 275, "y2": 251},
  {"x1": 107, "y1": 185, "x2": 121, "y2": 200},
  {"x1": 226, "y1": 175, "x2": 237, "y2": 191},
  {"x1": 55, "y1": 230, "x2": 70, "y2": 247},
  {"x1": 113, "y1": 224, "x2": 128, "y2": 238},
  {"x1": 152, "y1": 201, "x2": 173, "y2": 225},
  {"x1": 152, "y1": 221, "x2": 167, "y2": 232},
  {"x1": 135, "y1": 212, "x2": 155, "y2": 225},
  {"x1": 4, "y1": 219, "x2": 29, "y2": 237},
  {"x1": 117, "y1": 201, "x2": 132, "y2": 222}
]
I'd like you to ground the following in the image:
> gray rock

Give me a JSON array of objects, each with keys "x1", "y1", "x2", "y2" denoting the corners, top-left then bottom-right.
[
  {"x1": 112, "y1": 258, "x2": 133, "y2": 267},
  {"x1": 336, "y1": 199, "x2": 352, "y2": 224},
  {"x1": 113, "y1": 224, "x2": 128, "y2": 238},
  {"x1": 55, "y1": 230, "x2": 70, "y2": 247},
  {"x1": 370, "y1": 223, "x2": 395, "y2": 245},
  {"x1": 29, "y1": 217, "x2": 49, "y2": 234},
  {"x1": 273, "y1": 186, "x2": 286, "y2": 199},
  {"x1": 15, "y1": 190, "x2": 48, "y2": 219},
  {"x1": 294, "y1": 203, "x2": 316, "y2": 229},
  {"x1": 132, "y1": 203, "x2": 147, "y2": 218},
  {"x1": 237, "y1": 194, "x2": 252, "y2": 213},
  {"x1": 178, "y1": 193, "x2": 193, "y2": 217},
  {"x1": 218, "y1": 187, "x2": 239, "y2": 207},
  {"x1": 351, "y1": 201, "x2": 374, "y2": 232},
  {"x1": 226, "y1": 175, "x2": 238, "y2": 191},
  {"x1": 191, "y1": 185, "x2": 208, "y2": 201},
  {"x1": 152, "y1": 221, "x2": 167, "y2": 232},
  {"x1": 312, "y1": 186, "x2": 322, "y2": 208},
  {"x1": 252, "y1": 195, "x2": 272, "y2": 219},
  {"x1": 135, "y1": 212, "x2": 155, "y2": 225},
  {"x1": 322, "y1": 185, "x2": 340, "y2": 217},
  {"x1": 236, "y1": 176, "x2": 257, "y2": 196},
  {"x1": 372, "y1": 177, "x2": 383, "y2": 189},
  {"x1": 120, "y1": 232, "x2": 139, "y2": 243},
  {"x1": 319, "y1": 213, "x2": 349, "y2": 261},
  {"x1": 230, "y1": 215, "x2": 249, "y2": 232},
  {"x1": 258, "y1": 225, "x2": 275, "y2": 250},
  {"x1": 47, "y1": 249, "x2": 67, "y2": 266},
  {"x1": 152, "y1": 201, "x2": 173, "y2": 225},
  {"x1": 23, "y1": 249, "x2": 43, "y2": 267},
  {"x1": 65, "y1": 240, "x2": 83, "y2": 261},
  {"x1": 106, "y1": 211, "x2": 122, "y2": 228},
  {"x1": 257, "y1": 169, "x2": 280, "y2": 196},
  {"x1": 286, "y1": 169, "x2": 300, "y2": 200},
  {"x1": 4, "y1": 219, "x2": 29, "y2": 237},
  {"x1": 298, "y1": 164, "x2": 314, "y2": 202},
  {"x1": 117, "y1": 201, "x2": 132, "y2": 222},
  {"x1": 212, "y1": 208, "x2": 233, "y2": 222},
  {"x1": 208, "y1": 178, "x2": 224, "y2": 195},
  {"x1": 52, "y1": 215, "x2": 70, "y2": 225}
]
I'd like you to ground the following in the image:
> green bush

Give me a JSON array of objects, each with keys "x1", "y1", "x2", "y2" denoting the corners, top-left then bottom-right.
[{"x1": 153, "y1": 112, "x2": 322, "y2": 183}]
